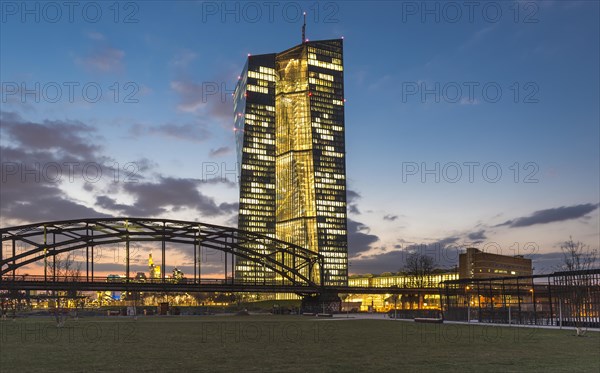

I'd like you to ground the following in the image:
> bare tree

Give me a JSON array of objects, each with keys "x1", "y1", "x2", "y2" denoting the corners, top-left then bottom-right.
[
  {"x1": 404, "y1": 252, "x2": 436, "y2": 288},
  {"x1": 560, "y1": 237, "x2": 598, "y2": 336},
  {"x1": 52, "y1": 253, "x2": 82, "y2": 327}
]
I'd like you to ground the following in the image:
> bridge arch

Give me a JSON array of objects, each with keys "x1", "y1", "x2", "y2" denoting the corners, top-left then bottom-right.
[{"x1": 0, "y1": 218, "x2": 324, "y2": 288}]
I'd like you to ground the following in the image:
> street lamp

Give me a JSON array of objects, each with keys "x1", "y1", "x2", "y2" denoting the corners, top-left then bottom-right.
[{"x1": 466, "y1": 285, "x2": 471, "y2": 323}]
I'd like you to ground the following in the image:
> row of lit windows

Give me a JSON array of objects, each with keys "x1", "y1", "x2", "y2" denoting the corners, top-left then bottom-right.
[
  {"x1": 316, "y1": 199, "x2": 345, "y2": 206},
  {"x1": 255, "y1": 80, "x2": 271, "y2": 88},
  {"x1": 248, "y1": 70, "x2": 275, "y2": 82},
  {"x1": 241, "y1": 216, "x2": 274, "y2": 223},
  {"x1": 313, "y1": 117, "x2": 343, "y2": 127},
  {"x1": 309, "y1": 78, "x2": 336, "y2": 87},
  {"x1": 240, "y1": 198, "x2": 274, "y2": 205},
  {"x1": 240, "y1": 187, "x2": 273, "y2": 195},
  {"x1": 251, "y1": 181, "x2": 274, "y2": 189},
  {"x1": 323, "y1": 261, "x2": 346, "y2": 266},
  {"x1": 243, "y1": 222, "x2": 268, "y2": 228},
  {"x1": 316, "y1": 178, "x2": 342, "y2": 185},
  {"x1": 242, "y1": 164, "x2": 273, "y2": 171},
  {"x1": 257, "y1": 66, "x2": 276, "y2": 75},
  {"x1": 311, "y1": 99, "x2": 344, "y2": 109},
  {"x1": 311, "y1": 89, "x2": 343, "y2": 99},
  {"x1": 247, "y1": 104, "x2": 275, "y2": 112},
  {"x1": 315, "y1": 172, "x2": 345, "y2": 179},
  {"x1": 316, "y1": 190, "x2": 346, "y2": 199},
  {"x1": 309, "y1": 106, "x2": 336, "y2": 116},
  {"x1": 313, "y1": 128, "x2": 343, "y2": 137},
  {"x1": 315, "y1": 212, "x2": 345, "y2": 218},
  {"x1": 247, "y1": 84, "x2": 269, "y2": 94},
  {"x1": 242, "y1": 162, "x2": 275, "y2": 171},
  {"x1": 318, "y1": 223, "x2": 344, "y2": 229},
  {"x1": 308, "y1": 46, "x2": 342, "y2": 59},
  {"x1": 317, "y1": 204, "x2": 346, "y2": 211},
  {"x1": 241, "y1": 172, "x2": 271, "y2": 179},
  {"x1": 323, "y1": 229, "x2": 346, "y2": 235},
  {"x1": 240, "y1": 209, "x2": 272, "y2": 216},
  {"x1": 246, "y1": 119, "x2": 270, "y2": 127},
  {"x1": 319, "y1": 246, "x2": 347, "y2": 252},
  {"x1": 314, "y1": 128, "x2": 332, "y2": 136},
  {"x1": 308, "y1": 58, "x2": 343, "y2": 71},
  {"x1": 243, "y1": 147, "x2": 267, "y2": 155},
  {"x1": 312, "y1": 84, "x2": 335, "y2": 94},
  {"x1": 321, "y1": 151, "x2": 344, "y2": 158},
  {"x1": 320, "y1": 251, "x2": 347, "y2": 257}
]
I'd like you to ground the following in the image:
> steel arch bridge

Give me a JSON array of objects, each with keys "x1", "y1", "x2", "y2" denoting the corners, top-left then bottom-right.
[{"x1": 0, "y1": 218, "x2": 325, "y2": 293}]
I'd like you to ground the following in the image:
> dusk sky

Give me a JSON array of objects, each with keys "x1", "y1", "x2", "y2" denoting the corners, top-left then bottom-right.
[{"x1": 1, "y1": 1, "x2": 598, "y2": 276}]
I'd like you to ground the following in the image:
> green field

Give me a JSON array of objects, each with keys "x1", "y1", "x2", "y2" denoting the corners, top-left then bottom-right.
[{"x1": 0, "y1": 316, "x2": 598, "y2": 372}]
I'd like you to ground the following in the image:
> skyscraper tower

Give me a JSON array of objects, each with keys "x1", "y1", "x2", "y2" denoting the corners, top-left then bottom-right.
[{"x1": 234, "y1": 37, "x2": 347, "y2": 287}]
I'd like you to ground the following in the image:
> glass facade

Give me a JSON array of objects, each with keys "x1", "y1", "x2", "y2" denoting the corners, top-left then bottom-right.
[
  {"x1": 234, "y1": 54, "x2": 277, "y2": 283},
  {"x1": 234, "y1": 39, "x2": 348, "y2": 286}
]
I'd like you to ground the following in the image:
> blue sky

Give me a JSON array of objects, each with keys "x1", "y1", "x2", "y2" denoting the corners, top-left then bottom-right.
[{"x1": 1, "y1": 1, "x2": 598, "y2": 275}]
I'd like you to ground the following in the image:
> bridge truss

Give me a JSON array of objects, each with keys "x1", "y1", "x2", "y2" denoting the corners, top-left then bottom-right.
[{"x1": 0, "y1": 218, "x2": 325, "y2": 292}]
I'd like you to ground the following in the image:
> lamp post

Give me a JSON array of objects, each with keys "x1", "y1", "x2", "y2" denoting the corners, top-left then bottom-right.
[{"x1": 466, "y1": 285, "x2": 471, "y2": 323}]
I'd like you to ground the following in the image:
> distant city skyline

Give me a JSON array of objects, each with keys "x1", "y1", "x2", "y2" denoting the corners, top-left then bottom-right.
[{"x1": 1, "y1": 1, "x2": 598, "y2": 275}]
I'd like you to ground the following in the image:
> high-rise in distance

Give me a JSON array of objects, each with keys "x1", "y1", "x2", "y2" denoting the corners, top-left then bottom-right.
[{"x1": 234, "y1": 38, "x2": 347, "y2": 286}]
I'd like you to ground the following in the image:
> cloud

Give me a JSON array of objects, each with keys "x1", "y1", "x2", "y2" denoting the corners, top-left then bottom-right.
[
  {"x1": 169, "y1": 59, "x2": 238, "y2": 127},
  {"x1": 349, "y1": 236, "x2": 462, "y2": 274},
  {"x1": 130, "y1": 122, "x2": 211, "y2": 143},
  {"x1": 347, "y1": 189, "x2": 361, "y2": 215},
  {"x1": 1, "y1": 111, "x2": 102, "y2": 159},
  {"x1": 0, "y1": 112, "x2": 112, "y2": 224},
  {"x1": 171, "y1": 49, "x2": 198, "y2": 68},
  {"x1": 209, "y1": 146, "x2": 232, "y2": 157},
  {"x1": 467, "y1": 230, "x2": 487, "y2": 242},
  {"x1": 527, "y1": 252, "x2": 568, "y2": 274},
  {"x1": 347, "y1": 219, "x2": 380, "y2": 256},
  {"x1": 348, "y1": 204, "x2": 360, "y2": 215},
  {"x1": 76, "y1": 33, "x2": 125, "y2": 73},
  {"x1": 77, "y1": 46, "x2": 124, "y2": 73},
  {"x1": 495, "y1": 203, "x2": 599, "y2": 228},
  {"x1": 383, "y1": 214, "x2": 398, "y2": 221},
  {"x1": 170, "y1": 79, "x2": 234, "y2": 121},
  {"x1": 349, "y1": 250, "x2": 405, "y2": 274},
  {"x1": 346, "y1": 189, "x2": 361, "y2": 203},
  {"x1": 97, "y1": 177, "x2": 238, "y2": 217},
  {"x1": 0, "y1": 112, "x2": 233, "y2": 225}
]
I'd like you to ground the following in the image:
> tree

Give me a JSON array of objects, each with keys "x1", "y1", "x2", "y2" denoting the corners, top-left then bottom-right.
[
  {"x1": 52, "y1": 252, "x2": 82, "y2": 327},
  {"x1": 559, "y1": 237, "x2": 598, "y2": 336},
  {"x1": 403, "y1": 252, "x2": 436, "y2": 288}
]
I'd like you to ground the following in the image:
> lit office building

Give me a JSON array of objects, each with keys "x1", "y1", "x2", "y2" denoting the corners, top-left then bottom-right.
[{"x1": 234, "y1": 39, "x2": 348, "y2": 286}]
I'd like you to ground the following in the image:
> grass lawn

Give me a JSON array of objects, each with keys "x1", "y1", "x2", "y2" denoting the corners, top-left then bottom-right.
[{"x1": 0, "y1": 316, "x2": 598, "y2": 372}]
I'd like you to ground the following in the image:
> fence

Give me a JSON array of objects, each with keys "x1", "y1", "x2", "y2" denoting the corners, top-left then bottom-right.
[{"x1": 439, "y1": 269, "x2": 600, "y2": 327}]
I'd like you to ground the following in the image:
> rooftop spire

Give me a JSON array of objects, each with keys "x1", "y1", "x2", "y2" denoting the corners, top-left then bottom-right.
[{"x1": 302, "y1": 12, "x2": 306, "y2": 43}]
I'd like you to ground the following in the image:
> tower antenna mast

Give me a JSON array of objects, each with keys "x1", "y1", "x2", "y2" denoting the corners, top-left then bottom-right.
[{"x1": 302, "y1": 12, "x2": 306, "y2": 43}]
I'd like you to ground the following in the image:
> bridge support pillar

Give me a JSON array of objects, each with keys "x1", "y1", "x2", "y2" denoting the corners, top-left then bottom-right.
[{"x1": 301, "y1": 292, "x2": 341, "y2": 314}]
